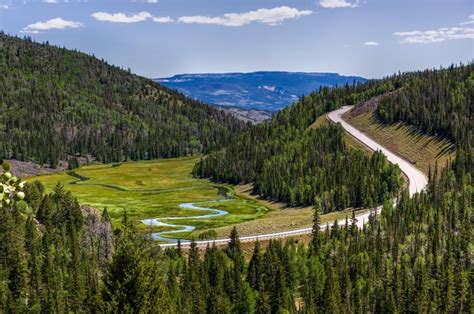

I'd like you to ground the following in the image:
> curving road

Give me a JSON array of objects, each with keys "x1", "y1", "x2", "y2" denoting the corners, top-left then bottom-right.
[
  {"x1": 159, "y1": 105, "x2": 428, "y2": 248},
  {"x1": 328, "y1": 106, "x2": 428, "y2": 196}
]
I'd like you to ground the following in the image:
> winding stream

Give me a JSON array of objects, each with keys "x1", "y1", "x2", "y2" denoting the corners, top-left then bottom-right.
[
  {"x1": 65, "y1": 169, "x2": 233, "y2": 243},
  {"x1": 141, "y1": 187, "x2": 231, "y2": 243}
]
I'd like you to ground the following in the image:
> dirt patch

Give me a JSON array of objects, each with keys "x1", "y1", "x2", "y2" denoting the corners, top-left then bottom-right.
[
  {"x1": 7, "y1": 156, "x2": 94, "y2": 178},
  {"x1": 220, "y1": 107, "x2": 273, "y2": 124},
  {"x1": 349, "y1": 91, "x2": 398, "y2": 117},
  {"x1": 7, "y1": 159, "x2": 67, "y2": 178}
]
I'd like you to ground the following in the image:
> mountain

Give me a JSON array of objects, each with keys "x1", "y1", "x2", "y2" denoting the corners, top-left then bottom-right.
[
  {"x1": 155, "y1": 72, "x2": 367, "y2": 113},
  {"x1": 0, "y1": 33, "x2": 245, "y2": 167}
]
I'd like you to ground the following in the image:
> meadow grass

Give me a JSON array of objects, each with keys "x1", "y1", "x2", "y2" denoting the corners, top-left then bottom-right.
[{"x1": 30, "y1": 156, "x2": 268, "y2": 231}]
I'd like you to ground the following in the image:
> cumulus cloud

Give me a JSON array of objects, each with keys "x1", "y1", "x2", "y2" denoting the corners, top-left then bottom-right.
[
  {"x1": 91, "y1": 11, "x2": 152, "y2": 23},
  {"x1": 459, "y1": 14, "x2": 474, "y2": 25},
  {"x1": 394, "y1": 27, "x2": 474, "y2": 44},
  {"x1": 21, "y1": 17, "x2": 84, "y2": 33},
  {"x1": 364, "y1": 41, "x2": 380, "y2": 46},
  {"x1": 319, "y1": 0, "x2": 358, "y2": 9},
  {"x1": 177, "y1": 6, "x2": 312, "y2": 27}
]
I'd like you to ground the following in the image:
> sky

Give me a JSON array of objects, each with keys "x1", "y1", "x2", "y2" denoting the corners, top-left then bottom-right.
[{"x1": 0, "y1": 0, "x2": 473, "y2": 79}]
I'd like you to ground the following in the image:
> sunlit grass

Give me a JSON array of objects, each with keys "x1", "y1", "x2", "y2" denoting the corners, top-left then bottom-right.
[
  {"x1": 344, "y1": 111, "x2": 455, "y2": 175},
  {"x1": 30, "y1": 156, "x2": 269, "y2": 231}
]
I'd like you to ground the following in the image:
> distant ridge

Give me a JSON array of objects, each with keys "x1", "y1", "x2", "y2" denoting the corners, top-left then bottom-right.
[{"x1": 155, "y1": 71, "x2": 367, "y2": 112}]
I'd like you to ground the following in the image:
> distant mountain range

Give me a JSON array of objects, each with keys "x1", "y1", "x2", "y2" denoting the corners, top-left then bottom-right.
[{"x1": 155, "y1": 72, "x2": 367, "y2": 112}]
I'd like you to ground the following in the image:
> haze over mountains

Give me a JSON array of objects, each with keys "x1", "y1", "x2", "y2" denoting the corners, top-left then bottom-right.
[{"x1": 156, "y1": 72, "x2": 367, "y2": 114}]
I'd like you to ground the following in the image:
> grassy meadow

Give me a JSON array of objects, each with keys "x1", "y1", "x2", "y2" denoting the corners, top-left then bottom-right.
[
  {"x1": 29, "y1": 156, "x2": 269, "y2": 235},
  {"x1": 30, "y1": 155, "x2": 366, "y2": 241}
]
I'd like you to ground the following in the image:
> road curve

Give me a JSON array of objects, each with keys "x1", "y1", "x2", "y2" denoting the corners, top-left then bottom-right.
[
  {"x1": 327, "y1": 106, "x2": 428, "y2": 196},
  {"x1": 159, "y1": 105, "x2": 428, "y2": 248}
]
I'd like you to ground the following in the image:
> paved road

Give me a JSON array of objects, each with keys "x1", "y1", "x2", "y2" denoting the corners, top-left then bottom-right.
[
  {"x1": 159, "y1": 105, "x2": 428, "y2": 248},
  {"x1": 328, "y1": 106, "x2": 428, "y2": 196}
]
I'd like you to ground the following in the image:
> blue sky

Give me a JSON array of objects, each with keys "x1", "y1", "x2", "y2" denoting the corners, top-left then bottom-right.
[{"x1": 0, "y1": 0, "x2": 472, "y2": 78}]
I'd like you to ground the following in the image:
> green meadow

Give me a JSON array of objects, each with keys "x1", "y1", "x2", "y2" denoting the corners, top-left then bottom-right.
[{"x1": 30, "y1": 156, "x2": 269, "y2": 236}]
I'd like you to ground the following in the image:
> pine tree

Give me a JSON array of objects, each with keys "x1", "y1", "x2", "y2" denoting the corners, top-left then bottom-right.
[
  {"x1": 310, "y1": 205, "x2": 322, "y2": 255},
  {"x1": 247, "y1": 240, "x2": 263, "y2": 291},
  {"x1": 24, "y1": 215, "x2": 42, "y2": 311}
]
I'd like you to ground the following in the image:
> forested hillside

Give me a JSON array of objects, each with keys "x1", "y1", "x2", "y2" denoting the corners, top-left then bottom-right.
[
  {"x1": 375, "y1": 63, "x2": 473, "y2": 175},
  {"x1": 2, "y1": 145, "x2": 472, "y2": 312},
  {"x1": 194, "y1": 64, "x2": 473, "y2": 211},
  {"x1": 376, "y1": 63, "x2": 473, "y2": 145},
  {"x1": 194, "y1": 79, "x2": 403, "y2": 210},
  {"x1": 0, "y1": 33, "x2": 245, "y2": 167}
]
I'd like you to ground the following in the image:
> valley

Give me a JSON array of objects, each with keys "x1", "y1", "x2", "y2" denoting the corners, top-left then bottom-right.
[
  {"x1": 0, "y1": 9, "x2": 471, "y2": 310},
  {"x1": 28, "y1": 103, "x2": 426, "y2": 246}
]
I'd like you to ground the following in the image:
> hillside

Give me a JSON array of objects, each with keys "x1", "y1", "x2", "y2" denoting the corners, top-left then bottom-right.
[
  {"x1": 194, "y1": 79, "x2": 404, "y2": 210},
  {"x1": 344, "y1": 63, "x2": 472, "y2": 175},
  {"x1": 376, "y1": 64, "x2": 473, "y2": 145},
  {"x1": 156, "y1": 71, "x2": 366, "y2": 112},
  {"x1": 344, "y1": 108, "x2": 455, "y2": 175},
  {"x1": 194, "y1": 64, "x2": 472, "y2": 209},
  {"x1": 0, "y1": 33, "x2": 245, "y2": 168},
  {"x1": 374, "y1": 63, "x2": 473, "y2": 175}
]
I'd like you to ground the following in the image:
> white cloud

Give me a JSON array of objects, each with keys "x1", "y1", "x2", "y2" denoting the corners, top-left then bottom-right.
[
  {"x1": 178, "y1": 16, "x2": 225, "y2": 25},
  {"x1": 0, "y1": 4, "x2": 8, "y2": 9},
  {"x1": 364, "y1": 41, "x2": 380, "y2": 46},
  {"x1": 178, "y1": 6, "x2": 312, "y2": 27},
  {"x1": 394, "y1": 27, "x2": 474, "y2": 44},
  {"x1": 91, "y1": 11, "x2": 172, "y2": 24},
  {"x1": 460, "y1": 14, "x2": 474, "y2": 25},
  {"x1": 147, "y1": 0, "x2": 158, "y2": 3},
  {"x1": 91, "y1": 11, "x2": 152, "y2": 23},
  {"x1": 152, "y1": 16, "x2": 173, "y2": 23},
  {"x1": 21, "y1": 17, "x2": 84, "y2": 33},
  {"x1": 319, "y1": 0, "x2": 358, "y2": 9},
  {"x1": 43, "y1": 0, "x2": 58, "y2": 3}
]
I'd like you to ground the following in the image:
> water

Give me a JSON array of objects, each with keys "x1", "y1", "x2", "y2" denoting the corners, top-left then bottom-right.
[{"x1": 141, "y1": 188, "x2": 231, "y2": 243}]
